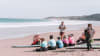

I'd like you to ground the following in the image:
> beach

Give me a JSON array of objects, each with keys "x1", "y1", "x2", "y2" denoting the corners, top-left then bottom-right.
[
  {"x1": 0, "y1": 26, "x2": 100, "y2": 56},
  {"x1": 1, "y1": 0, "x2": 100, "y2": 56}
]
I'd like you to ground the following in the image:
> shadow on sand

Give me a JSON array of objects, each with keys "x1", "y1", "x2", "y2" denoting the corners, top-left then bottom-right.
[
  {"x1": 24, "y1": 49, "x2": 89, "y2": 53},
  {"x1": 52, "y1": 49, "x2": 76, "y2": 53},
  {"x1": 24, "y1": 50, "x2": 48, "y2": 52},
  {"x1": 24, "y1": 50, "x2": 36, "y2": 52}
]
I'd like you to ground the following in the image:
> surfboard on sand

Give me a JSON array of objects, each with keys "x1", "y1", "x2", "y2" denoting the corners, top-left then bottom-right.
[
  {"x1": 66, "y1": 43, "x2": 100, "y2": 49},
  {"x1": 12, "y1": 45, "x2": 40, "y2": 48}
]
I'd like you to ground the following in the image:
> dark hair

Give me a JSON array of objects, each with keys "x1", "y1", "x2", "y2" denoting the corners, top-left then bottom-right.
[
  {"x1": 68, "y1": 34, "x2": 74, "y2": 37},
  {"x1": 88, "y1": 24, "x2": 92, "y2": 27},
  {"x1": 61, "y1": 21, "x2": 64, "y2": 23},
  {"x1": 70, "y1": 34, "x2": 74, "y2": 36},
  {"x1": 40, "y1": 38, "x2": 45, "y2": 41},
  {"x1": 57, "y1": 37, "x2": 61, "y2": 40},
  {"x1": 50, "y1": 35, "x2": 53, "y2": 39},
  {"x1": 64, "y1": 35, "x2": 66, "y2": 38}
]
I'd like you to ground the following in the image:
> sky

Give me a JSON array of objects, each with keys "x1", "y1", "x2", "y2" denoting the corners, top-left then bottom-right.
[{"x1": 0, "y1": 0, "x2": 100, "y2": 18}]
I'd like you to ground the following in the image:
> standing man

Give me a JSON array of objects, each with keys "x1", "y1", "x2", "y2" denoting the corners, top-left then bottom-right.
[
  {"x1": 59, "y1": 21, "x2": 66, "y2": 40},
  {"x1": 84, "y1": 24, "x2": 95, "y2": 51}
]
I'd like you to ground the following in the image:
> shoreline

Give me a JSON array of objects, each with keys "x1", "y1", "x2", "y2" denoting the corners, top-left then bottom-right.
[
  {"x1": 0, "y1": 23, "x2": 88, "y2": 40},
  {"x1": 0, "y1": 20, "x2": 100, "y2": 40}
]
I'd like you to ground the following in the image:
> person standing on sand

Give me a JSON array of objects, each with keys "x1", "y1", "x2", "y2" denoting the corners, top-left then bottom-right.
[
  {"x1": 84, "y1": 24, "x2": 95, "y2": 51},
  {"x1": 59, "y1": 21, "x2": 66, "y2": 40}
]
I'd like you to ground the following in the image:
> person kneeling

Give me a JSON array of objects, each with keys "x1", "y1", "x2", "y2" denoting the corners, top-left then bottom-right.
[
  {"x1": 56, "y1": 37, "x2": 64, "y2": 48},
  {"x1": 36, "y1": 38, "x2": 48, "y2": 52},
  {"x1": 48, "y1": 35, "x2": 56, "y2": 50}
]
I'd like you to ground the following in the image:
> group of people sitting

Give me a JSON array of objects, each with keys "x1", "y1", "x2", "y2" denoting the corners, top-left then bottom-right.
[
  {"x1": 31, "y1": 23, "x2": 95, "y2": 51},
  {"x1": 31, "y1": 34, "x2": 75, "y2": 51},
  {"x1": 32, "y1": 22, "x2": 95, "y2": 51}
]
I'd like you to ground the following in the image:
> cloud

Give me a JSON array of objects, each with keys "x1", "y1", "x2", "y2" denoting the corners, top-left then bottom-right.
[{"x1": 0, "y1": 0, "x2": 100, "y2": 18}]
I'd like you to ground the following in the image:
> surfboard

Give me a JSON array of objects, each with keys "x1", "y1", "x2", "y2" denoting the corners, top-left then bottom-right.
[
  {"x1": 66, "y1": 43, "x2": 100, "y2": 49},
  {"x1": 94, "y1": 39, "x2": 100, "y2": 41},
  {"x1": 12, "y1": 45, "x2": 40, "y2": 48}
]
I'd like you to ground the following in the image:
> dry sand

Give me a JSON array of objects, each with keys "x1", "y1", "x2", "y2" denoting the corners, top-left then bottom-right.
[{"x1": 0, "y1": 26, "x2": 100, "y2": 56}]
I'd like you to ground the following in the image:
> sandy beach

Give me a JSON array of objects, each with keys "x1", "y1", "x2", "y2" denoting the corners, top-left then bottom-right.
[
  {"x1": 0, "y1": 26, "x2": 100, "y2": 56},
  {"x1": 1, "y1": 0, "x2": 100, "y2": 56}
]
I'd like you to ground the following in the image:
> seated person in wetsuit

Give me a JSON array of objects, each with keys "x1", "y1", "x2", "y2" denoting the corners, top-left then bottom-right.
[
  {"x1": 76, "y1": 33, "x2": 86, "y2": 44},
  {"x1": 36, "y1": 38, "x2": 48, "y2": 51},
  {"x1": 56, "y1": 37, "x2": 64, "y2": 48},
  {"x1": 62, "y1": 36, "x2": 69, "y2": 47},
  {"x1": 31, "y1": 34, "x2": 41, "y2": 45},
  {"x1": 68, "y1": 34, "x2": 75, "y2": 46},
  {"x1": 48, "y1": 35, "x2": 56, "y2": 50}
]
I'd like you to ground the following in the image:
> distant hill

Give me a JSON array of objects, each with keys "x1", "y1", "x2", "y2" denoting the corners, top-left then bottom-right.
[
  {"x1": 79, "y1": 14, "x2": 100, "y2": 21},
  {"x1": 45, "y1": 14, "x2": 100, "y2": 21}
]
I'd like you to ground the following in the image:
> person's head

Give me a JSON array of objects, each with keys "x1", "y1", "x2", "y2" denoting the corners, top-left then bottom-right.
[
  {"x1": 68, "y1": 34, "x2": 74, "y2": 37},
  {"x1": 40, "y1": 38, "x2": 45, "y2": 42},
  {"x1": 57, "y1": 37, "x2": 61, "y2": 40},
  {"x1": 33, "y1": 34, "x2": 40, "y2": 40},
  {"x1": 63, "y1": 35, "x2": 66, "y2": 39},
  {"x1": 50, "y1": 35, "x2": 53, "y2": 39},
  {"x1": 70, "y1": 34, "x2": 74, "y2": 36},
  {"x1": 34, "y1": 34, "x2": 39, "y2": 37},
  {"x1": 88, "y1": 24, "x2": 92, "y2": 28},
  {"x1": 61, "y1": 21, "x2": 64, "y2": 25},
  {"x1": 68, "y1": 35, "x2": 70, "y2": 37}
]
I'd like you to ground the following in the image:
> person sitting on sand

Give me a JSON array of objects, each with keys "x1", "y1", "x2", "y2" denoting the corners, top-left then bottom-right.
[
  {"x1": 48, "y1": 35, "x2": 56, "y2": 50},
  {"x1": 68, "y1": 34, "x2": 75, "y2": 46},
  {"x1": 36, "y1": 38, "x2": 48, "y2": 51},
  {"x1": 59, "y1": 21, "x2": 66, "y2": 40},
  {"x1": 76, "y1": 33, "x2": 86, "y2": 44},
  {"x1": 62, "y1": 36, "x2": 69, "y2": 47},
  {"x1": 56, "y1": 37, "x2": 64, "y2": 48},
  {"x1": 31, "y1": 34, "x2": 41, "y2": 45}
]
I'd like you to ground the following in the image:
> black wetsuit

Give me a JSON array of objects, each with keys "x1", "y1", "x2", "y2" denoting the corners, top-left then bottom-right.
[{"x1": 84, "y1": 28, "x2": 95, "y2": 50}]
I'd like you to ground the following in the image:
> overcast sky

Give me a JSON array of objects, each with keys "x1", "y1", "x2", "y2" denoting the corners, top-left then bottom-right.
[{"x1": 0, "y1": 0, "x2": 100, "y2": 18}]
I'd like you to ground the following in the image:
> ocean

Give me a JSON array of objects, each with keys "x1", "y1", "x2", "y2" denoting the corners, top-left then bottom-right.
[{"x1": 0, "y1": 18, "x2": 100, "y2": 40}]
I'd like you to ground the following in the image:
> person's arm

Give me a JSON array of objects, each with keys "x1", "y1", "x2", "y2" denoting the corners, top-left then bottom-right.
[
  {"x1": 93, "y1": 29, "x2": 95, "y2": 34},
  {"x1": 92, "y1": 29, "x2": 95, "y2": 38},
  {"x1": 56, "y1": 41, "x2": 58, "y2": 47},
  {"x1": 59, "y1": 25, "x2": 61, "y2": 29},
  {"x1": 64, "y1": 25, "x2": 66, "y2": 29},
  {"x1": 48, "y1": 41, "x2": 50, "y2": 46}
]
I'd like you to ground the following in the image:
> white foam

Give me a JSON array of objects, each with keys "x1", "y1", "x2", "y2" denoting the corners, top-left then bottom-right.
[{"x1": 0, "y1": 20, "x2": 89, "y2": 28}]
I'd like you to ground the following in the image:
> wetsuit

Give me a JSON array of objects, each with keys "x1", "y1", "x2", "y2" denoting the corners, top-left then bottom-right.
[{"x1": 85, "y1": 28, "x2": 95, "y2": 50}]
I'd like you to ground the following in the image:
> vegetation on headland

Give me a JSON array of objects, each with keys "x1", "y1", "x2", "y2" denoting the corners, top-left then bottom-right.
[{"x1": 45, "y1": 14, "x2": 100, "y2": 21}]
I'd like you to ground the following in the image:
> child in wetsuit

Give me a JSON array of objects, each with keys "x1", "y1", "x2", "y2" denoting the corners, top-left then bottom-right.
[
  {"x1": 36, "y1": 38, "x2": 48, "y2": 51},
  {"x1": 48, "y1": 35, "x2": 56, "y2": 50},
  {"x1": 56, "y1": 37, "x2": 64, "y2": 48}
]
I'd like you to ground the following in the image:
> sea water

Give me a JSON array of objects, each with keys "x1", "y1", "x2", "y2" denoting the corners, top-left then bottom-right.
[{"x1": 0, "y1": 18, "x2": 99, "y2": 40}]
